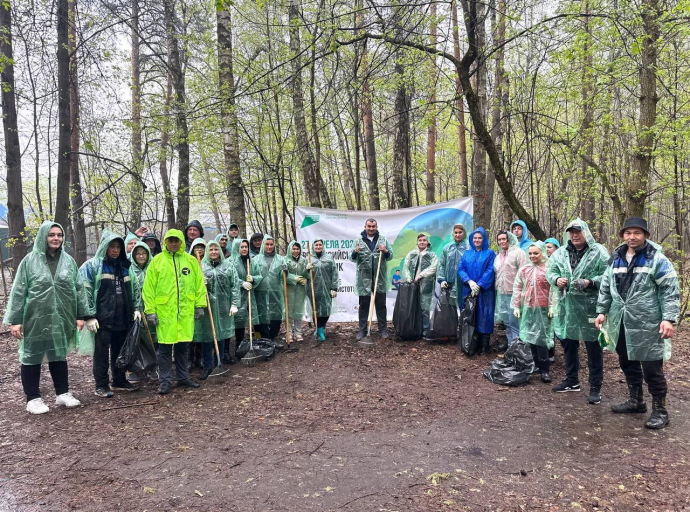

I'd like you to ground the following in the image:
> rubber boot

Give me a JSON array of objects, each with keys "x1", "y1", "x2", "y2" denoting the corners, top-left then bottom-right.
[
  {"x1": 317, "y1": 327, "x2": 326, "y2": 342},
  {"x1": 645, "y1": 395, "x2": 669, "y2": 429},
  {"x1": 611, "y1": 384, "x2": 647, "y2": 414},
  {"x1": 482, "y1": 334, "x2": 491, "y2": 354},
  {"x1": 357, "y1": 306, "x2": 368, "y2": 339}
]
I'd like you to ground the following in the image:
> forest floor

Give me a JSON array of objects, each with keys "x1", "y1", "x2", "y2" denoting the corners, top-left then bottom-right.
[{"x1": 1, "y1": 324, "x2": 690, "y2": 512}]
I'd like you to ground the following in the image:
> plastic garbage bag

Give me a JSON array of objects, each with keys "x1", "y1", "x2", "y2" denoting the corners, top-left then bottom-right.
[
  {"x1": 236, "y1": 338, "x2": 276, "y2": 361},
  {"x1": 392, "y1": 282, "x2": 423, "y2": 340},
  {"x1": 483, "y1": 339, "x2": 535, "y2": 386},
  {"x1": 427, "y1": 288, "x2": 459, "y2": 340},
  {"x1": 116, "y1": 320, "x2": 157, "y2": 372},
  {"x1": 459, "y1": 296, "x2": 478, "y2": 355}
]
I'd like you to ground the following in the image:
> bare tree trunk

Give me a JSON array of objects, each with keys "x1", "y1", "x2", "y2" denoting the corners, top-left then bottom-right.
[
  {"x1": 425, "y1": 2, "x2": 437, "y2": 204},
  {"x1": 55, "y1": 0, "x2": 72, "y2": 230},
  {"x1": 451, "y1": 0, "x2": 469, "y2": 196},
  {"x1": 470, "y1": 0, "x2": 488, "y2": 227},
  {"x1": 581, "y1": 0, "x2": 595, "y2": 222},
  {"x1": 392, "y1": 59, "x2": 411, "y2": 210},
  {"x1": 159, "y1": 70, "x2": 176, "y2": 230},
  {"x1": 201, "y1": 156, "x2": 222, "y2": 232},
  {"x1": 129, "y1": 0, "x2": 144, "y2": 228},
  {"x1": 0, "y1": 1, "x2": 28, "y2": 268},
  {"x1": 487, "y1": 0, "x2": 506, "y2": 229}
]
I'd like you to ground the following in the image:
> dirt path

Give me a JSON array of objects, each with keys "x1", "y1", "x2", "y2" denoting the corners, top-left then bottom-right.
[{"x1": 1, "y1": 327, "x2": 689, "y2": 511}]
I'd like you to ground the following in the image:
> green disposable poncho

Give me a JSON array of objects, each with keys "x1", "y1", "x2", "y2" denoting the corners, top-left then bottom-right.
[
  {"x1": 437, "y1": 228, "x2": 469, "y2": 307},
  {"x1": 597, "y1": 240, "x2": 680, "y2": 361},
  {"x1": 512, "y1": 242, "x2": 553, "y2": 348},
  {"x1": 546, "y1": 218, "x2": 609, "y2": 342},
  {"x1": 494, "y1": 232, "x2": 528, "y2": 323},
  {"x1": 285, "y1": 241, "x2": 309, "y2": 321},
  {"x1": 125, "y1": 231, "x2": 139, "y2": 255},
  {"x1": 193, "y1": 240, "x2": 239, "y2": 342},
  {"x1": 4, "y1": 221, "x2": 89, "y2": 365},
  {"x1": 253, "y1": 236, "x2": 299, "y2": 324},
  {"x1": 401, "y1": 245, "x2": 439, "y2": 312},
  {"x1": 230, "y1": 238, "x2": 262, "y2": 328},
  {"x1": 348, "y1": 231, "x2": 393, "y2": 295},
  {"x1": 308, "y1": 239, "x2": 339, "y2": 318},
  {"x1": 142, "y1": 229, "x2": 207, "y2": 344},
  {"x1": 128, "y1": 240, "x2": 157, "y2": 345}
]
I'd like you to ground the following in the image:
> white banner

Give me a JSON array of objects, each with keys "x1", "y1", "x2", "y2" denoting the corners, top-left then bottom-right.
[{"x1": 295, "y1": 198, "x2": 474, "y2": 322}]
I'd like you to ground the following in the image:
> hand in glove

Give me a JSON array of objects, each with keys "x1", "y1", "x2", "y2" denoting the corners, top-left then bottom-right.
[
  {"x1": 513, "y1": 308, "x2": 521, "y2": 319},
  {"x1": 571, "y1": 279, "x2": 588, "y2": 291},
  {"x1": 229, "y1": 305, "x2": 238, "y2": 316},
  {"x1": 468, "y1": 280, "x2": 480, "y2": 296},
  {"x1": 440, "y1": 281, "x2": 449, "y2": 289},
  {"x1": 194, "y1": 308, "x2": 205, "y2": 320},
  {"x1": 548, "y1": 307, "x2": 555, "y2": 318},
  {"x1": 330, "y1": 290, "x2": 337, "y2": 298},
  {"x1": 242, "y1": 281, "x2": 253, "y2": 291},
  {"x1": 203, "y1": 276, "x2": 208, "y2": 286},
  {"x1": 146, "y1": 314, "x2": 158, "y2": 327},
  {"x1": 306, "y1": 263, "x2": 313, "y2": 270},
  {"x1": 246, "y1": 275, "x2": 254, "y2": 283},
  {"x1": 85, "y1": 319, "x2": 99, "y2": 333},
  {"x1": 133, "y1": 311, "x2": 142, "y2": 322},
  {"x1": 297, "y1": 277, "x2": 307, "y2": 286}
]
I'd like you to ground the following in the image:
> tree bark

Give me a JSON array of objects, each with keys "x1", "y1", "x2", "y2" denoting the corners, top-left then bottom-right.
[
  {"x1": 470, "y1": 0, "x2": 489, "y2": 227},
  {"x1": 129, "y1": 0, "x2": 144, "y2": 228},
  {"x1": 55, "y1": 0, "x2": 72, "y2": 230},
  {"x1": 159, "y1": 70, "x2": 176, "y2": 230},
  {"x1": 425, "y1": 2, "x2": 437, "y2": 204},
  {"x1": 451, "y1": 0, "x2": 469, "y2": 196},
  {"x1": 392, "y1": 59, "x2": 411, "y2": 210},
  {"x1": 580, "y1": 0, "x2": 595, "y2": 223}
]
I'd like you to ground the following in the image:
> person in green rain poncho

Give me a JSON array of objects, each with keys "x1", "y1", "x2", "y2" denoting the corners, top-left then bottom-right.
[
  {"x1": 193, "y1": 240, "x2": 240, "y2": 379},
  {"x1": 253, "y1": 235, "x2": 301, "y2": 347},
  {"x1": 285, "y1": 241, "x2": 309, "y2": 341},
  {"x1": 125, "y1": 232, "x2": 139, "y2": 256},
  {"x1": 438, "y1": 224, "x2": 469, "y2": 308},
  {"x1": 307, "y1": 239, "x2": 339, "y2": 341},
  {"x1": 494, "y1": 230, "x2": 527, "y2": 348},
  {"x1": 4, "y1": 221, "x2": 89, "y2": 415},
  {"x1": 595, "y1": 218, "x2": 680, "y2": 430},
  {"x1": 512, "y1": 241, "x2": 553, "y2": 383},
  {"x1": 401, "y1": 233, "x2": 438, "y2": 337},
  {"x1": 546, "y1": 218, "x2": 609, "y2": 404},
  {"x1": 188, "y1": 239, "x2": 208, "y2": 369},
  {"x1": 229, "y1": 239, "x2": 262, "y2": 357}
]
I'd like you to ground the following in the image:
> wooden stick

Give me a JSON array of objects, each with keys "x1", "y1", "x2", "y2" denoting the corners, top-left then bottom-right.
[
  {"x1": 195, "y1": 253, "x2": 222, "y2": 366},
  {"x1": 282, "y1": 266, "x2": 291, "y2": 345},
  {"x1": 367, "y1": 248, "x2": 384, "y2": 334},
  {"x1": 0, "y1": 256, "x2": 8, "y2": 297},
  {"x1": 306, "y1": 242, "x2": 318, "y2": 325},
  {"x1": 246, "y1": 258, "x2": 254, "y2": 350}
]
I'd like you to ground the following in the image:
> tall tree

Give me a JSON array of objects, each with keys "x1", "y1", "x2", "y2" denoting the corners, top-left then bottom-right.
[
  {"x1": 159, "y1": 70, "x2": 176, "y2": 229},
  {"x1": 55, "y1": 0, "x2": 72, "y2": 230},
  {"x1": 451, "y1": 0, "x2": 469, "y2": 196},
  {"x1": 129, "y1": 0, "x2": 143, "y2": 228},
  {"x1": 425, "y1": 1, "x2": 437, "y2": 204},
  {"x1": 580, "y1": 0, "x2": 595, "y2": 222}
]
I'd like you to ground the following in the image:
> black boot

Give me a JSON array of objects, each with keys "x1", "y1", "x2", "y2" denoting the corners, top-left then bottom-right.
[
  {"x1": 482, "y1": 334, "x2": 491, "y2": 354},
  {"x1": 645, "y1": 395, "x2": 669, "y2": 429},
  {"x1": 611, "y1": 385, "x2": 647, "y2": 414}
]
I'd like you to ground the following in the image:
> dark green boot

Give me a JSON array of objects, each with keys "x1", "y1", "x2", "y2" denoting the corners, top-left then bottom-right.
[
  {"x1": 645, "y1": 395, "x2": 669, "y2": 429},
  {"x1": 611, "y1": 385, "x2": 647, "y2": 414}
]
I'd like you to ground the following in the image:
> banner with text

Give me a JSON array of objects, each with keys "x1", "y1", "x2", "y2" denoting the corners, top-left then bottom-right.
[{"x1": 295, "y1": 198, "x2": 473, "y2": 322}]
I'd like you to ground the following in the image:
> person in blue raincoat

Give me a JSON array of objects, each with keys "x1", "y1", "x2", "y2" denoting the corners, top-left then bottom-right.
[
  {"x1": 458, "y1": 227, "x2": 496, "y2": 354},
  {"x1": 510, "y1": 220, "x2": 533, "y2": 253}
]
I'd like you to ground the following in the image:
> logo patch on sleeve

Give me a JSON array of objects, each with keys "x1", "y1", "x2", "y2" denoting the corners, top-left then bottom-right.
[{"x1": 181, "y1": 267, "x2": 190, "y2": 275}]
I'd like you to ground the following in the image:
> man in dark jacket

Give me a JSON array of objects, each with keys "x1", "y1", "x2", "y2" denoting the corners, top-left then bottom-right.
[
  {"x1": 184, "y1": 220, "x2": 204, "y2": 253},
  {"x1": 141, "y1": 233, "x2": 162, "y2": 256}
]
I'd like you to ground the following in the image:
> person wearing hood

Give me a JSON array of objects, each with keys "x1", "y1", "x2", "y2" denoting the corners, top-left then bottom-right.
[
  {"x1": 249, "y1": 233, "x2": 264, "y2": 256},
  {"x1": 215, "y1": 233, "x2": 232, "y2": 259},
  {"x1": 402, "y1": 233, "x2": 438, "y2": 337},
  {"x1": 546, "y1": 218, "x2": 609, "y2": 404},
  {"x1": 141, "y1": 233, "x2": 163, "y2": 256},
  {"x1": 184, "y1": 220, "x2": 204, "y2": 253},
  {"x1": 228, "y1": 223, "x2": 240, "y2": 244},
  {"x1": 512, "y1": 241, "x2": 554, "y2": 383},
  {"x1": 494, "y1": 231, "x2": 528, "y2": 347},
  {"x1": 285, "y1": 241, "x2": 309, "y2": 341},
  {"x1": 595, "y1": 218, "x2": 679, "y2": 429},
  {"x1": 125, "y1": 232, "x2": 140, "y2": 256},
  {"x1": 349, "y1": 218, "x2": 394, "y2": 339},
  {"x1": 308, "y1": 239, "x2": 339, "y2": 341},
  {"x1": 143, "y1": 229, "x2": 207, "y2": 394},
  {"x1": 438, "y1": 224, "x2": 470, "y2": 308},
  {"x1": 510, "y1": 220, "x2": 534, "y2": 253},
  {"x1": 458, "y1": 227, "x2": 496, "y2": 354},
  {"x1": 5, "y1": 221, "x2": 88, "y2": 414},
  {"x1": 229, "y1": 238, "x2": 262, "y2": 356},
  {"x1": 80, "y1": 231, "x2": 143, "y2": 397},
  {"x1": 545, "y1": 238, "x2": 560, "y2": 258},
  {"x1": 193, "y1": 240, "x2": 240, "y2": 380},
  {"x1": 188, "y1": 239, "x2": 208, "y2": 369}
]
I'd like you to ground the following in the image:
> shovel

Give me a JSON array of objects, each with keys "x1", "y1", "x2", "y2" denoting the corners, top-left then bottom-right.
[
  {"x1": 195, "y1": 254, "x2": 229, "y2": 377},
  {"x1": 359, "y1": 248, "x2": 384, "y2": 346},
  {"x1": 282, "y1": 264, "x2": 299, "y2": 353},
  {"x1": 306, "y1": 242, "x2": 319, "y2": 340}
]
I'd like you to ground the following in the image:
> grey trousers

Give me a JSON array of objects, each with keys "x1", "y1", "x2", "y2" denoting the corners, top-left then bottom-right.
[{"x1": 157, "y1": 342, "x2": 190, "y2": 386}]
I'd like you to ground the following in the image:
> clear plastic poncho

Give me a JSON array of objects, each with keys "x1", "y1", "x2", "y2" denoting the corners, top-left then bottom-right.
[
  {"x1": 128, "y1": 240, "x2": 157, "y2": 345},
  {"x1": 494, "y1": 232, "x2": 528, "y2": 323},
  {"x1": 4, "y1": 221, "x2": 89, "y2": 364},
  {"x1": 253, "y1": 236, "x2": 299, "y2": 323},
  {"x1": 308, "y1": 239, "x2": 339, "y2": 318},
  {"x1": 402, "y1": 245, "x2": 438, "y2": 312},
  {"x1": 437, "y1": 228, "x2": 469, "y2": 307},
  {"x1": 348, "y1": 230, "x2": 393, "y2": 296},
  {"x1": 597, "y1": 240, "x2": 680, "y2": 361},
  {"x1": 285, "y1": 240, "x2": 309, "y2": 321},
  {"x1": 230, "y1": 239, "x2": 261, "y2": 328}
]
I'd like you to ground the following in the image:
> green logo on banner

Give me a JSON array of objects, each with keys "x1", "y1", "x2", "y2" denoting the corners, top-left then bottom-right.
[{"x1": 300, "y1": 214, "x2": 320, "y2": 228}]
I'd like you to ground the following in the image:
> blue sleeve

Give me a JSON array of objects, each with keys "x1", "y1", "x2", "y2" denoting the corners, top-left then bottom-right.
[
  {"x1": 458, "y1": 254, "x2": 470, "y2": 284},
  {"x1": 477, "y1": 252, "x2": 496, "y2": 290}
]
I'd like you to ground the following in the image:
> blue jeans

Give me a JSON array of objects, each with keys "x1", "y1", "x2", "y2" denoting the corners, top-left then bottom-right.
[
  {"x1": 498, "y1": 294, "x2": 520, "y2": 345},
  {"x1": 422, "y1": 311, "x2": 430, "y2": 334},
  {"x1": 202, "y1": 342, "x2": 224, "y2": 370}
]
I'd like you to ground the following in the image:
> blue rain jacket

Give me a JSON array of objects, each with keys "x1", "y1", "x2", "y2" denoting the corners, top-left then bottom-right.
[
  {"x1": 510, "y1": 220, "x2": 534, "y2": 253},
  {"x1": 458, "y1": 227, "x2": 496, "y2": 334}
]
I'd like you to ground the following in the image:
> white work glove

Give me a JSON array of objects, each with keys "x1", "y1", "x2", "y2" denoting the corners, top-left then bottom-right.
[
  {"x1": 242, "y1": 281, "x2": 253, "y2": 291},
  {"x1": 548, "y1": 307, "x2": 555, "y2": 319},
  {"x1": 306, "y1": 263, "x2": 313, "y2": 270},
  {"x1": 229, "y1": 305, "x2": 238, "y2": 316},
  {"x1": 133, "y1": 311, "x2": 142, "y2": 322},
  {"x1": 468, "y1": 280, "x2": 480, "y2": 296},
  {"x1": 203, "y1": 276, "x2": 208, "y2": 286},
  {"x1": 85, "y1": 319, "x2": 99, "y2": 333},
  {"x1": 297, "y1": 277, "x2": 307, "y2": 286},
  {"x1": 513, "y1": 308, "x2": 521, "y2": 319},
  {"x1": 440, "y1": 281, "x2": 449, "y2": 289},
  {"x1": 330, "y1": 290, "x2": 337, "y2": 298},
  {"x1": 246, "y1": 275, "x2": 254, "y2": 283}
]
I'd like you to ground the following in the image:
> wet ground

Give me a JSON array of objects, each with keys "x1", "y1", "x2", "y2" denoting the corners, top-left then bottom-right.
[{"x1": 1, "y1": 326, "x2": 689, "y2": 511}]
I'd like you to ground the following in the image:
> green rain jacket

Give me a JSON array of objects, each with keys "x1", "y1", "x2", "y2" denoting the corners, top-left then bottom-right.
[
  {"x1": 546, "y1": 218, "x2": 609, "y2": 342},
  {"x1": 348, "y1": 231, "x2": 393, "y2": 296},
  {"x1": 437, "y1": 228, "x2": 469, "y2": 307},
  {"x1": 494, "y1": 232, "x2": 527, "y2": 323},
  {"x1": 230, "y1": 238, "x2": 262, "y2": 328},
  {"x1": 193, "y1": 240, "x2": 239, "y2": 342},
  {"x1": 4, "y1": 221, "x2": 89, "y2": 365},
  {"x1": 285, "y1": 240, "x2": 309, "y2": 321},
  {"x1": 308, "y1": 239, "x2": 339, "y2": 318},
  {"x1": 128, "y1": 240, "x2": 152, "y2": 288},
  {"x1": 402, "y1": 245, "x2": 439, "y2": 312},
  {"x1": 597, "y1": 240, "x2": 680, "y2": 361},
  {"x1": 125, "y1": 231, "x2": 139, "y2": 255},
  {"x1": 253, "y1": 236, "x2": 299, "y2": 324},
  {"x1": 142, "y1": 229, "x2": 207, "y2": 344}
]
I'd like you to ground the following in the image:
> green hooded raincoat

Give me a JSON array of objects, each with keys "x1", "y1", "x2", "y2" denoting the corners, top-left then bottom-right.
[
  {"x1": 402, "y1": 244, "x2": 439, "y2": 312},
  {"x1": 253, "y1": 236, "x2": 299, "y2": 324},
  {"x1": 308, "y1": 239, "x2": 339, "y2": 317},
  {"x1": 285, "y1": 241, "x2": 309, "y2": 321},
  {"x1": 230, "y1": 238, "x2": 261, "y2": 328}
]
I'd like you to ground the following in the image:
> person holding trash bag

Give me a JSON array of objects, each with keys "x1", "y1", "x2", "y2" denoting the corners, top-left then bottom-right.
[
  {"x1": 285, "y1": 241, "x2": 309, "y2": 342},
  {"x1": 308, "y1": 239, "x2": 339, "y2": 341},
  {"x1": 80, "y1": 231, "x2": 143, "y2": 397},
  {"x1": 4, "y1": 222, "x2": 88, "y2": 414},
  {"x1": 402, "y1": 233, "x2": 438, "y2": 337},
  {"x1": 458, "y1": 227, "x2": 496, "y2": 354},
  {"x1": 595, "y1": 218, "x2": 680, "y2": 429},
  {"x1": 512, "y1": 241, "x2": 553, "y2": 383},
  {"x1": 438, "y1": 224, "x2": 469, "y2": 308},
  {"x1": 193, "y1": 240, "x2": 240, "y2": 380},
  {"x1": 349, "y1": 218, "x2": 393, "y2": 340},
  {"x1": 546, "y1": 218, "x2": 609, "y2": 403},
  {"x1": 494, "y1": 231, "x2": 527, "y2": 348},
  {"x1": 143, "y1": 229, "x2": 206, "y2": 395},
  {"x1": 230, "y1": 239, "x2": 262, "y2": 354},
  {"x1": 510, "y1": 220, "x2": 534, "y2": 253}
]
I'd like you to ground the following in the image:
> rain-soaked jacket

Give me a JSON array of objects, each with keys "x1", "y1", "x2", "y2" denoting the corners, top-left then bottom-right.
[
  {"x1": 308, "y1": 240, "x2": 339, "y2": 318},
  {"x1": 215, "y1": 233, "x2": 232, "y2": 259},
  {"x1": 254, "y1": 236, "x2": 299, "y2": 324},
  {"x1": 494, "y1": 232, "x2": 528, "y2": 323},
  {"x1": 142, "y1": 229, "x2": 207, "y2": 344},
  {"x1": 128, "y1": 241, "x2": 157, "y2": 344},
  {"x1": 546, "y1": 218, "x2": 609, "y2": 342},
  {"x1": 458, "y1": 227, "x2": 496, "y2": 334},
  {"x1": 597, "y1": 240, "x2": 680, "y2": 361},
  {"x1": 402, "y1": 245, "x2": 439, "y2": 312},
  {"x1": 510, "y1": 220, "x2": 534, "y2": 253},
  {"x1": 348, "y1": 230, "x2": 393, "y2": 296},
  {"x1": 193, "y1": 240, "x2": 239, "y2": 342},
  {"x1": 125, "y1": 231, "x2": 139, "y2": 255},
  {"x1": 285, "y1": 240, "x2": 309, "y2": 321},
  {"x1": 184, "y1": 220, "x2": 205, "y2": 253},
  {"x1": 437, "y1": 228, "x2": 469, "y2": 307},
  {"x1": 4, "y1": 221, "x2": 89, "y2": 365},
  {"x1": 512, "y1": 242, "x2": 553, "y2": 347},
  {"x1": 230, "y1": 239, "x2": 261, "y2": 328}
]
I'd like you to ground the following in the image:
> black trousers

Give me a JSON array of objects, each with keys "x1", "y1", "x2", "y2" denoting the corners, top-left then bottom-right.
[
  {"x1": 93, "y1": 328, "x2": 128, "y2": 389},
  {"x1": 530, "y1": 344, "x2": 550, "y2": 373},
  {"x1": 21, "y1": 361, "x2": 69, "y2": 401},
  {"x1": 317, "y1": 316, "x2": 329, "y2": 328},
  {"x1": 560, "y1": 338, "x2": 603, "y2": 387},
  {"x1": 616, "y1": 324, "x2": 667, "y2": 397},
  {"x1": 359, "y1": 293, "x2": 387, "y2": 331},
  {"x1": 259, "y1": 320, "x2": 281, "y2": 340}
]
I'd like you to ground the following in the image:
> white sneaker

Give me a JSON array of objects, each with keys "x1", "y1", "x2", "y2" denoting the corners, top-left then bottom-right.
[
  {"x1": 27, "y1": 398, "x2": 49, "y2": 415},
  {"x1": 55, "y1": 392, "x2": 81, "y2": 408}
]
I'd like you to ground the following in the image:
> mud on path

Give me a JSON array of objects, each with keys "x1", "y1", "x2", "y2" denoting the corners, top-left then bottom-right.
[{"x1": 1, "y1": 326, "x2": 690, "y2": 511}]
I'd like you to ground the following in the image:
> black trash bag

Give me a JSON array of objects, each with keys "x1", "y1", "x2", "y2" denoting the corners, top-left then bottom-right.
[
  {"x1": 427, "y1": 288, "x2": 459, "y2": 340},
  {"x1": 116, "y1": 320, "x2": 157, "y2": 372},
  {"x1": 236, "y1": 338, "x2": 276, "y2": 361},
  {"x1": 482, "y1": 339, "x2": 535, "y2": 386},
  {"x1": 459, "y1": 296, "x2": 479, "y2": 355},
  {"x1": 392, "y1": 282, "x2": 423, "y2": 340}
]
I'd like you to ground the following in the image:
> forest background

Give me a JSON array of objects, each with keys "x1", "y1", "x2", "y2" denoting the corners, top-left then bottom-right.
[{"x1": 1, "y1": 0, "x2": 689, "y2": 314}]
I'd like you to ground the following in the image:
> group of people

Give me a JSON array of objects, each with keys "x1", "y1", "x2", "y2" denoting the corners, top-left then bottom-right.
[{"x1": 4, "y1": 214, "x2": 680, "y2": 430}]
